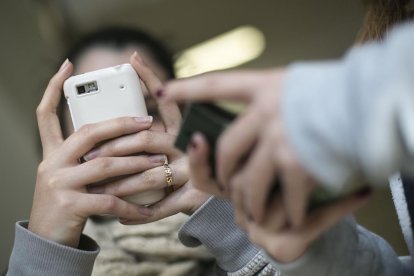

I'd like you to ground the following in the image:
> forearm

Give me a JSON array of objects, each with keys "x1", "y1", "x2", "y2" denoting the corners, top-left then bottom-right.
[
  {"x1": 267, "y1": 217, "x2": 410, "y2": 276},
  {"x1": 282, "y1": 23, "x2": 414, "y2": 192},
  {"x1": 178, "y1": 197, "x2": 280, "y2": 275},
  {"x1": 7, "y1": 221, "x2": 99, "y2": 276}
]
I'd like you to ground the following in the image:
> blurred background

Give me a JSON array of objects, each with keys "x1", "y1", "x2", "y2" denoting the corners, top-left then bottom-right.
[{"x1": 0, "y1": 0, "x2": 407, "y2": 271}]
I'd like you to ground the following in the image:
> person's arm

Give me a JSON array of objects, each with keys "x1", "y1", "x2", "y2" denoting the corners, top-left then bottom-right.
[
  {"x1": 6, "y1": 57, "x2": 157, "y2": 276},
  {"x1": 266, "y1": 216, "x2": 410, "y2": 276},
  {"x1": 178, "y1": 197, "x2": 281, "y2": 275},
  {"x1": 281, "y1": 22, "x2": 414, "y2": 193},
  {"x1": 7, "y1": 221, "x2": 99, "y2": 276}
]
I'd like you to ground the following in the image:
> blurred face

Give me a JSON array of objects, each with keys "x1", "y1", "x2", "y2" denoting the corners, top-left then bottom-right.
[{"x1": 63, "y1": 44, "x2": 170, "y2": 136}]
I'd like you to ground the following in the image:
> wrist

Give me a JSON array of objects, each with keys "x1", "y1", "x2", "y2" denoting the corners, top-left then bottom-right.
[
  {"x1": 182, "y1": 189, "x2": 210, "y2": 216},
  {"x1": 28, "y1": 216, "x2": 84, "y2": 248}
]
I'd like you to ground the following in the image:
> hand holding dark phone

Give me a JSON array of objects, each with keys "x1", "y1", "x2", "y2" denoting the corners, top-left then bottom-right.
[{"x1": 174, "y1": 103, "x2": 368, "y2": 209}]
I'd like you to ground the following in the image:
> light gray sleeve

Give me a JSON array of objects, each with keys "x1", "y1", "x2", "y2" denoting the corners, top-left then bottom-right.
[
  {"x1": 281, "y1": 23, "x2": 414, "y2": 194},
  {"x1": 267, "y1": 217, "x2": 411, "y2": 276},
  {"x1": 7, "y1": 221, "x2": 99, "y2": 276},
  {"x1": 178, "y1": 197, "x2": 281, "y2": 275}
]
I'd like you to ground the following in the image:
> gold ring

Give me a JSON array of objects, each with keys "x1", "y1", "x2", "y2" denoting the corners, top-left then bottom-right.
[{"x1": 164, "y1": 161, "x2": 175, "y2": 192}]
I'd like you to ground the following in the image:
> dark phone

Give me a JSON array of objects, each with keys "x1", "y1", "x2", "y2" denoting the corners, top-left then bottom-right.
[
  {"x1": 175, "y1": 103, "x2": 236, "y2": 176},
  {"x1": 174, "y1": 103, "x2": 368, "y2": 209}
]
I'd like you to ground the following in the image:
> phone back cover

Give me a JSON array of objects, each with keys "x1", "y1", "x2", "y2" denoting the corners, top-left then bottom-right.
[{"x1": 63, "y1": 64, "x2": 147, "y2": 130}]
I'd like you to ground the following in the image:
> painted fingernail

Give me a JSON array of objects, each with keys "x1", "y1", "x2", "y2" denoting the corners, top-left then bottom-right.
[
  {"x1": 84, "y1": 148, "x2": 100, "y2": 161},
  {"x1": 138, "y1": 206, "x2": 153, "y2": 216},
  {"x1": 357, "y1": 187, "x2": 372, "y2": 198},
  {"x1": 190, "y1": 134, "x2": 199, "y2": 150},
  {"x1": 59, "y1": 58, "x2": 69, "y2": 72},
  {"x1": 134, "y1": 116, "x2": 153, "y2": 124},
  {"x1": 148, "y1": 154, "x2": 166, "y2": 163},
  {"x1": 156, "y1": 89, "x2": 165, "y2": 98}
]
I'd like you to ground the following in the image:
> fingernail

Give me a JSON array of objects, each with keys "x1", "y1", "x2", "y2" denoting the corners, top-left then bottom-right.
[
  {"x1": 190, "y1": 134, "x2": 199, "y2": 149},
  {"x1": 138, "y1": 206, "x2": 153, "y2": 216},
  {"x1": 156, "y1": 89, "x2": 165, "y2": 98},
  {"x1": 59, "y1": 58, "x2": 69, "y2": 72},
  {"x1": 190, "y1": 140, "x2": 197, "y2": 150},
  {"x1": 134, "y1": 116, "x2": 153, "y2": 124},
  {"x1": 148, "y1": 154, "x2": 166, "y2": 163},
  {"x1": 84, "y1": 148, "x2": 100, "y2": 161},
  {"x1": 133, "y1": 51, "x2": 143, "y2": 62},
  {"x1": 357, "y1": 187, "x2": 372, "y2": 198}
]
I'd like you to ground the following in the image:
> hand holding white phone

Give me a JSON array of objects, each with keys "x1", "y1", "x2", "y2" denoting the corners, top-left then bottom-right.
[{"x1": 63, "y1": 63, "x2": 165, "y2": 205}]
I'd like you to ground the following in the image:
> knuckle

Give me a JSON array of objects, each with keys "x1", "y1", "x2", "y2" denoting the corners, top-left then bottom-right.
[
  {"x1": 118, "y1": 117, "x2": 132, "y2": 130},
  {"x1": 79, "y1": 124, "x2": 93, "y2": 136},
  {"x1": 35, "y1": 105, "x2": 47, "y2": 118},
  {"x1": 102, "y1": 196, "x2": 118, "y2": 212},
  {"x1": 96, "y1": 158, "x2": 113, "y2": 172},
  {"x1": 204, "y1": 76, "x2": 220, "y2": 90},
  {"x1": 101, "y1": 142, "x2": 116, "y2": 156},
  {"x1": 37, "y1": 161, "x2": 50, "y2": 177},
  {"x1": 141, "y1": 170, "x2": 157, "y2": 187},
  {"x1": 55, "y1": 193, "x2": 74, "y2": 210},
  {"x1": 137, "y1": 130, "x2": 152, "y2": 145},
  {"x1": 268, "y1": 240, "x2": 286, "y2": 259},
  {"x1": 47, "y1": 171, "x2": 66, "y2": 189}
]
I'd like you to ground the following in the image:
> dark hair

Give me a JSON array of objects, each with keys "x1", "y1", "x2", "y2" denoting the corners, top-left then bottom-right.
[
  {"x1": 67, "y1": 26, "x2": 175, "y2": 78},
  {"x1": 57, "y1": 26, "x2": 176, "y2": 138},
  {"x1": 357, "y1": 0, "x2": 414, "y2": 43}
]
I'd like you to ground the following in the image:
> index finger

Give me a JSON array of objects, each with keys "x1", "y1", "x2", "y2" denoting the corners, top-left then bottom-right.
[
  {"x1": 161, "y1": 70, "x2": 268, "y2": 103},
  {"x1": 130, "y1": 52, "x2": 181, "y2": 134},
  {"x1": 36, "y1": 59, "x2": 73, "y2": 158}
]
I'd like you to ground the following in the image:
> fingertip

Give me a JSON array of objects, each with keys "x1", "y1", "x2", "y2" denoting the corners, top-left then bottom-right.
[
  {"x1": 161, "y1": 81, "x2": 180, "y2": 102},
  {"x1": 137, "y1": 206, "x2": 154, "y2": 217},
  {"x1": 59, "y1": 59, "x2": 73, "y2": 75},
  {"x1": 189, "y1": 132, "x2": 208, "y2": 154},
  {"x1": 131, "y1": 51, "x2": 144, "y2": 63},
  {"x1": 130, "y1": 53, "x2": 143, "y2": 74},
  {"x1": 155, "y1": 88, "x2": 165, "y2": 98}
]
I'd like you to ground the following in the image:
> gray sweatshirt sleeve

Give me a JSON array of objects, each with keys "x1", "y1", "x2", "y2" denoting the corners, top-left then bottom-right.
[
  {"x1": 281, "y1": 23, "x2": 414, "y2": 194},
  {"x1": 267, "y1": 217, "x2": 411, "y2": 276},
  {"x1": 178, "y1": 197, "x2": 281, "y2": 275},
  {"x1": 7, "y1": 221, "x2": 99, "y2": 276}
]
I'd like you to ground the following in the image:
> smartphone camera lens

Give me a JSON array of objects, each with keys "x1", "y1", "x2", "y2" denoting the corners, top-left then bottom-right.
[{"x1": 77, "y1": 85, "x2": 86, "y2": 95}]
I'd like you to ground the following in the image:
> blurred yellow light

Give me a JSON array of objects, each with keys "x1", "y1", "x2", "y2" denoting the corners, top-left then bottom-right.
[{"x1": 175, "y1": 25, "x2": 266, "y2": 78}]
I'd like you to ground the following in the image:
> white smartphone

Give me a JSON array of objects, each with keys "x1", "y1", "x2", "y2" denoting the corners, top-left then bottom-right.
[{"x1": 63, "y1": 63, "x2": 165, "y2": 205}]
